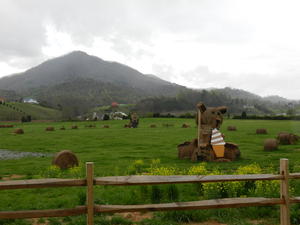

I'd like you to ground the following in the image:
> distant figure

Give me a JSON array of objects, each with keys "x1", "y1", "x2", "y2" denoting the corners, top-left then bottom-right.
[{"x1": 130, "y1": 112, "x2": 139, "y2": 128}]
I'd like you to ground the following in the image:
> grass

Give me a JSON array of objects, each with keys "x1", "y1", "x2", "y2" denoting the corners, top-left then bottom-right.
[
  {"x1": 0, "y1": 102, "x2": 62, "y2": 121},
  {"x1": 1, "y1": 118, "x2": 300, "y2": 224}
]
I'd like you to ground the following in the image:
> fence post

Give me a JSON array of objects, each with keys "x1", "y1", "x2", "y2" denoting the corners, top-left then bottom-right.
[
  {"x1": 280, "y1": 158, "x2": 290, "y2": 225},
  {"x1": 197, "y1": 108, "x2": 201, "y2": 147},
  {"x1": 86, "y1": 162, "x2": 94, "y2": 225}
]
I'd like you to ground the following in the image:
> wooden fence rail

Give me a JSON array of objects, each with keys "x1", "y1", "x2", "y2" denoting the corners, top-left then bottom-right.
[{"x1": 0, "y1": 158, "x2": 298, "y2": 225}]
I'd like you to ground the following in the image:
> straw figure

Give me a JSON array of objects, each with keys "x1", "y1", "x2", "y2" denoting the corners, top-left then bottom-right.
[
  {"x1": 52, "y1": 150, "x2": 79, "y2": 169},
  {"x1": 178, "y1": 102, "x2": 240, "y2": 162},
  {"x1": 129, "y1": 112, "x2": 139, "y2": 128}
]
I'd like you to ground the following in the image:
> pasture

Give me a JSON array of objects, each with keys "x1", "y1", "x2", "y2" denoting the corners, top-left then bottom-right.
[{"x1": 1, "y1": 118, "x2": 300, "y2": 225}]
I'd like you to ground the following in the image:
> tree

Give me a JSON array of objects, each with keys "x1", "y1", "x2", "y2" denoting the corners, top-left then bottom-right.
[{"x1": 241, "y1": 111, "x2": 247, "y2": 119}]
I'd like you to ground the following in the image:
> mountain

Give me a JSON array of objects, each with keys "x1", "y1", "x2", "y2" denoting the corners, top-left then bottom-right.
[
  {"x1": 0, "y1": 51, "x2": 184, "y2": 95},
  {"x1": 0, "y1": 51, "x2": 187, "y2": 117},
  {"x1": 0, "y1": 51, "x2": 298, "y2": 117},
  {"x1": 263, "y1": 95, "x2": 291, "y2": 104}
]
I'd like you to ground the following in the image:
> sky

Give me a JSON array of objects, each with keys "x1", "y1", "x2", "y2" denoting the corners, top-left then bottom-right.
[{"x1": 0, "y1": 0, "x2": 300, "y2": 99}]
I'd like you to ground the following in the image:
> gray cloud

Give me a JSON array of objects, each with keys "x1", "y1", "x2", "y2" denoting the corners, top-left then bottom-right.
[{"x1": 0, "y1": 0, "x2": 299, "y2": 99}]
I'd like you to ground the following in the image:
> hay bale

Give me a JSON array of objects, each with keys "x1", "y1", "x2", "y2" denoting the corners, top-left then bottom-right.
[
  {"x1": 182, "y1": 123, "x2": 190, "y2": 128},
  {"x1": 224, "y1": 142, "x2": 240, "y2": 160},
  {"x1": 178, "y1": 139, "x2": 197, "y2": 159},
  {"x1": 277, "y1": 132, "x2": 292, "y2": 145},
  {"x1": 45, "y1": 127, "x2": 55, "y2": 131},
  {"x1": 150, "y1": 124, "x2": 156, "y2": 128},
  {"x1": 85, "y1": 124, "x2": 96, "y2": 128},
  {"x1": 71, "y1": 125, "x2": 78, "y2": 129},
  {"x1": 264, "y1": 139, "x2": 278, "y2": 151},
  {"x1": 227, "y1": 126, "x2": 237, "y2": 131},
  {"x1": 214, "y1": 158, "x2": 231, "y2": 162},
  {"x1": 103, "y1": 125, "x2": 110, "y2": 128},
  {"x1": 52, "y1": 150, "x2": 79, "y2": 169},
  {"x1": 256, "y1": 128, "x2": 267, "y2": 134},
  {"x1": 0, "y1": 125, "x2": 14, "y2": 128},
  {"x1": 277, "y1": 132, "x2": 299, "y2": 145},
  {"x1": 14, "y1": 128, "x2": 24, "y2": 134}
]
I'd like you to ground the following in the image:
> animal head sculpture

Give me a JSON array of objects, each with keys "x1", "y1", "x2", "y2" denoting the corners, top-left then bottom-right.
[{"x1": 196, "y1": 103, "x2": 227, "y2": 129}]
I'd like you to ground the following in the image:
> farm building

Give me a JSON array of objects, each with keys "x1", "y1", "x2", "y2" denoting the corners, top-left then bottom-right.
[{"x1": 23, "y1": 97, "x2": 39, "y2": 104}]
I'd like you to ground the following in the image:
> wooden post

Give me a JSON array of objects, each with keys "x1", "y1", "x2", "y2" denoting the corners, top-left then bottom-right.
[
  {"x1": 280, "y1": 158, "x2": 290, "y2": 225},
  {"x1": 197, "y1": 109, "x2": 201, "y2": 147},
  {"x1": 86, "y1": 162, "x2": 94, "y2": 225}
]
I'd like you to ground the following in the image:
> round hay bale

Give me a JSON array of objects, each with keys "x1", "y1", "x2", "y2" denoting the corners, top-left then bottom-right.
[
  {"x1": 52, "y1": 150, "x2": 79, "y2": 169},
  {"x1": 45, "y1": 127, "x2": 55, "y2": 131},
  {"x1": 14, "y1": 128, "x2": 24, "y2": 134},
  {"x1": 256, "y1": 128, "x2": 267, "y2": 134},
  {"x1": 150, "y1": 124, "x2": 156, "y2": 128},
  {"x1": 227, "y1": 126, "x2": 237, "y2": 131},
  {"x1": 71, "y1": 125, "x2": 78, "y2": 129},
  {"x1": 182, "y1": 123, "x2": 190, "y2": 128},
  {"x1": 224, "y1": 142, "x2": 240, "y2": 160},
  {"x1": 264, "y1": 139, "x2": 278, "y2": 151},
  {"x1": 103, "y1": 125, "x2": 110, "y2": 128},
  {"x1": 277, "y1": 133, "x2": 292, "y2": 145}
]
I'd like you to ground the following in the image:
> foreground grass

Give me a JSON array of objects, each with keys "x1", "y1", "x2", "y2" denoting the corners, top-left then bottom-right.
[{"x1": 1, "y1": 118, "x2": 300, "y2": 224}]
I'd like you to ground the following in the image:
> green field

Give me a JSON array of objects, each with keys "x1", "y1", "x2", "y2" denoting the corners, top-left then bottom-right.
[
  {"x1": 1, "y1": 118, "x2": 300, "y2": 225},
  {"x1": 0, "y1": 102, "x2": 62, "y2": 121}
]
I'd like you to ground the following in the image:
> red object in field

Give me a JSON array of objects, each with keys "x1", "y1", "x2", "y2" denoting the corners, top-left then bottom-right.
[{"x1": 111, "y1": 102, "x2": 118, "y2": 107}]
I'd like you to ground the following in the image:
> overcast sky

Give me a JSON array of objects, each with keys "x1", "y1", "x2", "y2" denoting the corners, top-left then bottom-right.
[{"x1": 1, "y1": 0, "x2": 300, "y2": 99}]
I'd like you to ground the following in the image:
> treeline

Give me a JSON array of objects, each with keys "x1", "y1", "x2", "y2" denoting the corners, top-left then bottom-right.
[
  {"x1": 233, "y1": 115, "x2": 300, "y2": 120},
  {"x1": 135, "y1": 89, "x2": 278, "y2": 115}
]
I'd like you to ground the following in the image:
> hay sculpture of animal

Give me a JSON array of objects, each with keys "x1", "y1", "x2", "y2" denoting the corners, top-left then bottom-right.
[
  {"x1": 129, "y1": 112, "x2": 139, "y2": 128},
  {"x1": 227, "y1": 126, "x2": 237, "y2": 131},
  {"x1": 178, "y1": 102, "x2": 240, "y2": 162},
  {"x1": 52, "y1": 150, "x2": 79, "y2": 169},
  {"x1": 45, "y1": 127, "x2": 55, "y2": 131},
  {"x1": 14, "y1": 128, "x2": 24, "y2": 134},
  {"x1": 256, "y1": 128, "x2": 267, "y2": 134},
  {"x1": 182, "y1": 123, "x2": 190, "y2": 128},
  {"x1": 264, "y1": 139, "x2": 278, "y2": 151},
  {"x1": 277, "y1": 132, "x2": 299, "y2": 145},
  {"x1": 71, "y1": 125, "x2": 78, "y2": 129}
]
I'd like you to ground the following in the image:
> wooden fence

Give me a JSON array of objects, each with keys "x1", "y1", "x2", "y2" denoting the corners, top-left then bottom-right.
[{"x1": 0, "y1": 159, "x2": 300, "y2": 225}]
